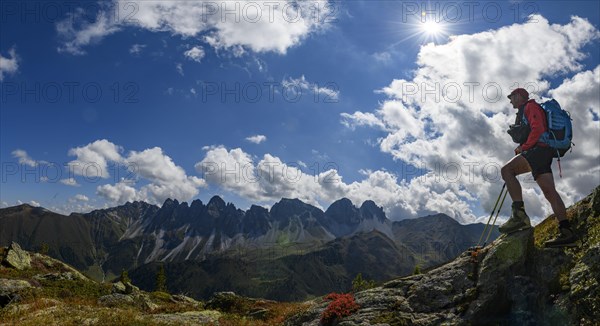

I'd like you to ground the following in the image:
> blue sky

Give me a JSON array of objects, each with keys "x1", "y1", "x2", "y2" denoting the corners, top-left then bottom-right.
[{"x1": 1, "y1": 0, "x2": 599, "y2": 224}]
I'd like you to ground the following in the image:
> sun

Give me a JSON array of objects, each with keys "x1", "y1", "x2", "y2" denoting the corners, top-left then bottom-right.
[{"x1": 421, "y1": 21, "x2": 443, "y2": 36}]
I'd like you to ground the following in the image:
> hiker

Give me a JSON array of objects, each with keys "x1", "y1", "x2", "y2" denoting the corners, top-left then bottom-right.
[{"x1": 499, "y1": 88, "x2": 576, "y2": 247}]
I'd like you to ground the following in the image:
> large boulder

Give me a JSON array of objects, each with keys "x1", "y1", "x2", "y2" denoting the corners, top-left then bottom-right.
[
  {"x1": 465, "y1": 229, "x2": 534, "y2": 323},
  {"x1": 0, "y1": 278, "x2": 32, "y2": 307},
  {"x1": 3, "y1": 242, "x2": 31, "y2": 270}
]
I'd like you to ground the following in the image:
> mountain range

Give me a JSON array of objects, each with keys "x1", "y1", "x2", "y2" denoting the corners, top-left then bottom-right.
[{"x1": 0, "y1": 196, "x2": 498, "y2": 300}]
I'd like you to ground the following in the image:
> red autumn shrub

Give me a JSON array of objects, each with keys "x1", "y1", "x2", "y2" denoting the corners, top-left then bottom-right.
[{"x1": 320, "y1": 292, "x2": 359, "y2": 325}]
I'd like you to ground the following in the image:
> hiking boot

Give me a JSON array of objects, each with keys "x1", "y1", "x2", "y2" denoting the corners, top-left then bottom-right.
[
  {"x1": 498, "y1": 207, "x2": 531, "y2": 234},
  {"x1": 544, "y1": 227, "x2": 577, "y2": 248}
]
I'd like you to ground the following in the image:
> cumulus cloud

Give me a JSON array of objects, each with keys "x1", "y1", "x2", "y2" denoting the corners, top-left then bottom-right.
[
  {"x1": 30, "y1": 200, "x2": 41, "y2": 207},
  {"x1": 67, "y1": 139, "x2": 124, "y2": 179},
  {"x1": 60, "y1": 178, "x2": 80, "y2": 187},
  {"x1": 246, "y1": 135, "x2": 267, "y2": 144},
  {"x1": 184, "y1": 46, "x2": 205, "y2": 62},
  {"x1": 57, "y1": 0, "x2": 335, "y2": 55},
  {"x1": 195, "y1": 146, "x2": 344, "y2": 208},
  {"x1": 91, "y1": 145, "x2": 207, "y2": 206},
  {"x1": 340, "y1": 15, "x2": 600, "y2": 223},
  {"x1": 341, "y1": 111, "x2": 387, "y2": 130},
  {"x1": 64, "y1": 139, "x2": 209, "y2": 206},
  {"x1": 0, "y1": 47, "x2": 19, "y2": 80},
  {"x1": 97, "y1": 179, "x2": 140, "y2": 204},
  {"x1": 73, "y1": 194, "x2": 90, "y2": 202},
  {"x1": 193, "y1": 146, "x2": 479, "y2": 221}
]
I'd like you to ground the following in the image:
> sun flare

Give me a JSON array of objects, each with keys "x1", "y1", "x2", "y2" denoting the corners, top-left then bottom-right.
[{"x1": 422, "y1": 21, "x2": 443, "y2": 35}]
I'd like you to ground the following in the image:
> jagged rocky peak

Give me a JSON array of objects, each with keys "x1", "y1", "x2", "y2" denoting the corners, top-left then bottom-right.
[
  {"x1": 359, "y1": 200, "x2": 387, "y2": 222},
  {"x1": 190, "y1": 199, "x2": 204, "y2": 209},
  {"x1": 242, "y1": 205, "x2": 272, "y2": 235},
  {"x1": 207, "y1": 195, "x2": 226, "y2": 210},
  {"x1": 162, "y1": 198, "x2": 179, "y2": 208},
  {"x1": 325, "y1": 198, "x2": 361, "y2": 225},
  {"x1": 247, "y1": 204, "x2": 269, "y2": 215},
  {"x1": 270, "y1": 198, "x2": 323, "y2": 221}
]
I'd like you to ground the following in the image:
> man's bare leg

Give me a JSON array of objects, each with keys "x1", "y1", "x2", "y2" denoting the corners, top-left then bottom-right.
[{"x1": 501, "y1": 155, "x2": 532, "y2": 201}]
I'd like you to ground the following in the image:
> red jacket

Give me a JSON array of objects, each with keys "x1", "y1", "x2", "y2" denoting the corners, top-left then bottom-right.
[{"x1": 521, "y1": 99, "x2": 548, "y2": 151}]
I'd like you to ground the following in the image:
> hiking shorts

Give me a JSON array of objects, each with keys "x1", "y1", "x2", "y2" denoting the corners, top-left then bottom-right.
[{"x1": 522, "y1": 145, "x2": 554, "y2": 180}]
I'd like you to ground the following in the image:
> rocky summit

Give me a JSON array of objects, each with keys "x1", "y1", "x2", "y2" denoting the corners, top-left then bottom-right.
[{"x1": 285, "y1": 185, "x2": 600, "y2": 325}]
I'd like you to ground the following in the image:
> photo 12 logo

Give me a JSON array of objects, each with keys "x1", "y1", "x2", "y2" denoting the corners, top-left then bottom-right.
[
  {"x1": 197, "y1": 81, "x2": 340, "y2": 104},
  {"x1": 396, "y1": 81, "x2": 542, "y2": 104},
  {"x1": 400, "y1": 1, "x2": 540, "y2": 24},
  {"x1": 0, "y1": 1, "x2": 339, "y2": 25},
  {"x1": 1, "y1": 162, "x2": 138, "y2": 184},
  {"x1": 1, "y1": 82, "x2": 139, "y2": 104}
]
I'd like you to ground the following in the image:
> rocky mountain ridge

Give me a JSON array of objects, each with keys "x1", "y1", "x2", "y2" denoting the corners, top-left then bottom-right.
[{"x1": 0, "y1": 196, "x2": 497, "y2": 301}]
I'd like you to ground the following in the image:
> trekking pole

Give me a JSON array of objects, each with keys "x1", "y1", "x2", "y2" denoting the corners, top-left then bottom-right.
[
  {"x1": 484, "y1": 186, "x2": 508, "y2": 245},
  {"x1": 477, "y1": 183, "x2": 506, "y2": 247}
]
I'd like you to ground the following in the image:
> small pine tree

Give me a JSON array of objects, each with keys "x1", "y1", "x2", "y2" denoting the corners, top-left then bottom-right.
[
  {"x1": 155, "y1": 264, "x2": 167, "y2": 292},
  {"x1": 413, "y1": 264, "x2": 421, "y2": 275},
  {"x1": 120, "y1": 269, "x2": 131, "y2": 284},
  {"x1": 352, "y1": 273, "x2": 376, "y2": 292}
]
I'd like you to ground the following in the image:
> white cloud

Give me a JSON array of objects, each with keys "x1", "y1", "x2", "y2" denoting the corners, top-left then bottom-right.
[
  {"x1": 129, "y1": 43, "x2": 146, "y2": 55},
  {"x1": 195, "y1": 146, "x2": 344, "y2": 208},
  {"x1": 56, "y1": 8, "x2": 120, "y2": 55},
  {"x1": 246, "y1": 135, "x2": 267, "y2": 144},
  {"x1": 340, "y1": 111, "x2": 387, "y2": 131},
  {"x1": 51, "y1": 199, "x2": 102, "y2": 215},
  {"x1": 96, "y1": 146, "x2": 207, "y2": 206},
  {"x1": 12, "y1": 149, "x2": 38, "y2": 167},
  {"x1": 372, "y1": 51, "x2": 392, "y2": 64},
  {"x1": 282, "y1": 75, "x2": 339, "y2": 101},
  {"x1": 97, "y1": 179, "x2": 140, "y2": 204},
  {"x1": 340, "y1": 15, "x2": 600, "y2": 223},
  {"x1": 67, "y1": 139, "x2": 124, "y2": 179},
  {"x1": 176, "y1": 63, "x2": 184, "y2": 76},
  {"x1": 193, "y1": 146, "x2": 480, "y2": 221},
  {"x1": 184, "y1": 46, "x2": 205, "y2": 63},
  {"x1": 17, "y1": 199, "x2": 41, "y2": 207},
  {"x1": 58, "y1": 0, "x2": 335, "y2": 55},
  {"x1": 0, "y1": 47, "x2": 19, "y2": 80},
  {"x1": 60, "y1": 178, "x2": 80, "y2": 187},
  {"x1": 74, "y1": 194, "x2": 89, "y2": 202},
  {"x1": 1, "y1": 201, "x2": 8, "y2": 208}
]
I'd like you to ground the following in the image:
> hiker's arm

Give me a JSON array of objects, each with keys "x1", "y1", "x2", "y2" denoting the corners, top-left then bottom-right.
[{"x1": 521, "y1": 103, "x2": 545, "y2": 151}]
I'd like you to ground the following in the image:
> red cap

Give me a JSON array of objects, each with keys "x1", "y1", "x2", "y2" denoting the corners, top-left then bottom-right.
[{"x1": 507, "y1": 88, "x2": 529, "y2": 99}]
